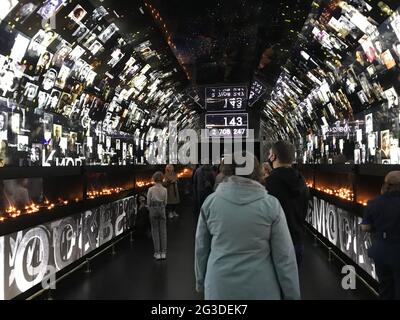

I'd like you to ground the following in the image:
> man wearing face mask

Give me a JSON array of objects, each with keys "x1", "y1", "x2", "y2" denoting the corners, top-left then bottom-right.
[{"x1": 265, "y1": 141, "x2": 309, "y2": 268}]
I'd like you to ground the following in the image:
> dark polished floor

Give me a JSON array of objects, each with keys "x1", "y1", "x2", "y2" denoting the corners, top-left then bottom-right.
[{"x1": 40, "y1": 198, "x2": 376, "y2": 300}]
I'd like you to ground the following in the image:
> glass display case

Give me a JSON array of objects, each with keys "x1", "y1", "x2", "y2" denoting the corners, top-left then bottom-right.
[
  {"x1": 297, "y1": 164, "x2": 400, "y2": 207},
  {"x1": 354, "y1": 164, "x2": 400, "y2": 205},
  {"x1": 297, "y1": 164, "x2": 314, "y2": 188},
  {"x1": 0, "y1": 168, "x2": 83, "y2": 222},
  {"x1": 314, "y1": 165, "x2": 354, "y2": 202},
  {"x1": 299, "y1": 164, "x2": 383, "y2": 283},
  {"x1": 86, "y1": 169, "x2": 134, "y2": 200},
  {"x1": 0, "y1": 164, "x2": 194, "y2": 300}
]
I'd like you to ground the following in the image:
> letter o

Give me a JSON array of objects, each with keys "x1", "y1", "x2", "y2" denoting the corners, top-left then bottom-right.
[{"x1": 15, "y1": 227, "x2": 50, "y2": 292}]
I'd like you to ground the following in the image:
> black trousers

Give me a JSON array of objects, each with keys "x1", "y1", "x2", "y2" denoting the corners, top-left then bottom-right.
[{"x1": 375, "y1": 262, "x2": 400, "y2": 300}]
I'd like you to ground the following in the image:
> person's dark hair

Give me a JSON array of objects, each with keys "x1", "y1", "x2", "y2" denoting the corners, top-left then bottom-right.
[
  {"x1": 222, "y1": 151, "x2": 261, "y2": 182},
  {"x1": 136, "y1": 193, "x2": 147, "y2": 207},
  {"x1": 271, "y1": 140, "x2": 295, "y2": 164},
  {"x1": 74, "y1": 8, "x2": 84, "y2": 18},
  {"x1": 152, "y1": 171, "x2": 164, "y2": 183}
]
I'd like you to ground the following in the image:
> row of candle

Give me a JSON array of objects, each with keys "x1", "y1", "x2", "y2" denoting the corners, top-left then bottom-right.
[
  {"x1": 306, "y1": 182, "x2": 368, "y2": 206},
  {"x1": 0, "y1": 168, "x2": 194, "y2": 222}
]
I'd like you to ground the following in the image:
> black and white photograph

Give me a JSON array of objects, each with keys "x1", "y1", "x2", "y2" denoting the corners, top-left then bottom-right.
[
  {"x1": 55, "y1": 65, "x2": 71, "y2": 89},
  {"x1": 380, "y1": 129, "x2": 391, "y2": 160},
  {"x1": 36, "y1": 51, "x2": 53, "y2": 74},
  {"x1": 367, "y1": 130, "x2": 376, "y2": 149},
  {"x1": 98, "y1": 24, "x2": 119, "y2": 43},
  {"x1": 26, "y1": 31, "x2": 46, "y2": 58},
  {"x1": 0, "y1": 0, "x2": 19, "y2": 22},
  {"x1": 10, "y1": 33, "x2": 30, "y2": 63},
  {"x1": 30, "y1": 143, "x2": 42, "y2": 165},
  {"x1": 37, "y1": 0, "x2": 64, "y2": 20},
  {"x1": 122, "y1": 142, "x2": 127, "y2": 160},
  {"x1": 68, "y1": 4, "x2": 87, "y2": 23},
  {"x1": 56, "y1": 92, "x2": 72, "y2": 114},
  {"x1": 59, "y1": 136, "x2": 67, "y2": 152},
  {"x1": 357, "y1": 90, "x2": 369, "y2": 105},
  {"x1": 14, "y1": 2, "x2": 39, "y2": 24},
  {"x1": 0, "y1": 111, "x2": 8, "y2": 141},
  {"x1": 116, "y1": 139, "x2": 120, "y2": 150},
  {"x1": 384, "y1": 87, "x2": 399, "y2": 108},
  {"x1": 108, "y1": 48, "x2": 125, "y2": 68},
  {"x1": 23, "y1": 82, "x2": 39, "y2": 101},
  {"x1": 91, "y1": 6, "x2": 108, "y2": 21},
  {"x1": 391, "y1": 14, "x2": 400, "y2": 42},
  {"x1": 52, "y1": 43, "x2": 72, "y2": 67},
  {"x1": 393, "y1": 42, "x2": 400, "y2": 59},
  {"x1": 42, "y1": 68, "x2": 58, "y2": 91},
  {"x1": 36, "y1": 91, "x2": 50, "y2": 113},
  {"x1": 43, "y1": 113, "x2": 53, "y2": 145},
  {"x1": 88, "y1": 40, "x2": 103, "y2": 56},
  {"x1": 17, "y1": 135, "x2": 29, "y2": 152},
  {"x1": 0, "y1": 66, "x2": 20, "y2": 97},
  {"x1": 46, "y1": 89, "x2": 61, "y2": 111},
  {"x1": 8, "y1": 111, "x2": 22, "y2": 146},
  {"x1": 27, "y1": 30, "x2": 57, "y2": 57},
  {"x1": 82, "y1": 33, "x2": 97, "y2": 49},
  {"x1": 366, "y1": 64, "x2": 376, "y2": 77},
  {"x1": 72, "y1": 23, "x2": 90, "y2": 42},
  {"x1": 365, "y1": 113, "x2": 373, "y2": 134},
  {"x1": 71, "y1": 59, "x2": 86, "y2": 79},
  {"x1": 52, "y1": 123, "x2": 62, "y2": 148},
  {"x1": 67, "y1": 132, "x2": 77, "y2": 155},
  {"x1": 67, "y1": 45, "x2": 85, "y2": 61}
]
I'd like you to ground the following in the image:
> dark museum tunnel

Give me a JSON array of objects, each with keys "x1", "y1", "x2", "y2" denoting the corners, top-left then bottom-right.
[{"x1": 0, "y1": 0, "x2": 400, "y2": 304}]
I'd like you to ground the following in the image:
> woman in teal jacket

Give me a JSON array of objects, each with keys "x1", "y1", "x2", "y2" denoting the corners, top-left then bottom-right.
[{"x1": 195, "y1": 154, "x2": 300, "y2": 300}]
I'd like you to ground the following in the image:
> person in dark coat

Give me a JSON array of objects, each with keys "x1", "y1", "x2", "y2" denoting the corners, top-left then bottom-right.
[
  {"x1": 192, "y1": 164, "x2": 200, "y2": 214},
  {"x1": 135, "y1": 194, "x2": 151, "y2": 238},
  {"x1": 193, "y1": 164, "x2": 215, "y2": 218},
  {"x1": 361, "y1": 171, "x2": 400, "y2": 300},
  {"x1": 265, "y1": 141, "x2": 309, "y2": 268}
]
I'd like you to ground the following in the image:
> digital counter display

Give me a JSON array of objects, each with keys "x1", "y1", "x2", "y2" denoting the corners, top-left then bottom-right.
[
  {"x1": 205, "y1": 113, "x2": 248, "y2": 138},
  {"x1": 205, "y1": 86, "x2": 247, "y2": 112}
]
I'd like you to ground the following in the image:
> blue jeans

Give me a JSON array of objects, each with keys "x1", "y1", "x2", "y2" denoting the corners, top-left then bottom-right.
[{"x1": 149, "y1": 201, "x2": 167, "y2": 254}]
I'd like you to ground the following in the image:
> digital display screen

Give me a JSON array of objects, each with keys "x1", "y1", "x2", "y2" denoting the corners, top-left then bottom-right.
[
  {"x1": 205, "y1": 113, "x2": 248, "y2": 138},
  {"x1": 205, "y1": 86, "x2": 247, "y2": 112}
]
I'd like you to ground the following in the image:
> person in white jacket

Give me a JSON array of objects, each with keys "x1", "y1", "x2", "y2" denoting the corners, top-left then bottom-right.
[{"x1": 147, "y1": 171, "x2": 168, "y2": 260}]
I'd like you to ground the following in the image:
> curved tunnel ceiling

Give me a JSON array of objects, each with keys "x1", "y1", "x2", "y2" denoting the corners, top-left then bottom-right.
[
  {"x1": 1, "y1": 0, "x2": 199, "y2": 137},
  {"x1": 0, "y1": 0, "x2": 314, "y2": 142},
  {"x1": 145, "y1": 0, "x2": 313, "y2": 86},
  {"x1": 1, "y1": 0, "x2": 399, "y2": 160},
  {"x1": 260, "y1": 0, "x2": 400, "y2": 143}
]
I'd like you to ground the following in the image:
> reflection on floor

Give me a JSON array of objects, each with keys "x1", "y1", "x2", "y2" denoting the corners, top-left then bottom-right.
[{"x1": 40, "y1": 200, "x2": 376, "y2": 300}]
